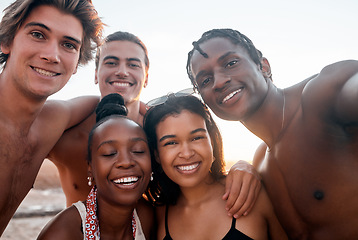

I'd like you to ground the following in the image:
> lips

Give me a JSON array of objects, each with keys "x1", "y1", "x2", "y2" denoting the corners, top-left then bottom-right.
[
  {"x1": 31, "y1": 67, "x2": 59, "y2": 77},
  {"x1": 221, "y1": 88, "x2": 243, "y2": 104},
  {"x1": 110, "y1": 82, "x2": 132, "y2": 87},
  {"x1": 176, "y1": 162, "x2": 200, "y2": 173},
  {"x1": 113, "y1": 176, "x2": 139, "y2": 186}
]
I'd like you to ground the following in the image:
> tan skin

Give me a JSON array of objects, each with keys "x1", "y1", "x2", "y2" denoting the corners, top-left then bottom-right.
[
  {"x1": 190, "y1": 36, "x2": 358, "y2": 239},
  {"x1": 38, "y1": 118, "x2": 154, "y2": 240},
  {"x1": 48, "y1": 38, "x2": 261, "y2": 218},
  {"x1": 0, "y1": 5, "x2": 99, "y2": 235},
  {"x1": 154, "y1": 110, "x2": 286, "y2": 240}
]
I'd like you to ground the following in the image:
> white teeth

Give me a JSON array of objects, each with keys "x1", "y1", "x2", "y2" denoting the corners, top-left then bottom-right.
[
  {"x1": 33, "y1": 67, "x2": 57, "y2": 77},
  {"x1": 177, "y1": 163, "x2": 199, "y2": 171},
  {"x1": 111, "y1": 82, "x2": 131, "y2": 87},
  {"x1": 222, "y1": 89, "x2": 241, "y2": 103},
  {"x1": 113, "y1": 176, "x2": 138, "y2": 184}
]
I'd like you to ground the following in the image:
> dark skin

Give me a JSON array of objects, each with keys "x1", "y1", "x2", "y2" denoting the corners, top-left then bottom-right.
[
  {"x1": 38, "y1": 118, "x2": 155, "y2": 240},
  {"x1": 190, "y1": 37, "x2": 358, "y2": 239}
]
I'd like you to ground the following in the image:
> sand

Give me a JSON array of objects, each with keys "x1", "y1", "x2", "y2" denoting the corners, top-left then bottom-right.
[{"x1": 1, "y1": 160, "x2": 66, "y2": 240}]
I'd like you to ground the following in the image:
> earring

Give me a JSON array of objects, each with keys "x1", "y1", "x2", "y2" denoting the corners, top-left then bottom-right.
[
  {"x1": 150, "y1": 172, "x2": 154, "y2": 181},
  {"x1": 87, "y1": 177, "x2": 92, "y2": 186}
]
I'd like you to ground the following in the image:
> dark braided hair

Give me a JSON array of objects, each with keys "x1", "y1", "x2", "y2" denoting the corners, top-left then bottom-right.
[
  {"x1": 186, "y1": 28, "x2": 263, "y2": 90},
  {"x1": 87, "y1": 93, "x2": 128, "y2": 164}
]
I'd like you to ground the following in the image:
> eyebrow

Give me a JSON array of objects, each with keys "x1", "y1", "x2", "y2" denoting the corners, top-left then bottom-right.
[
  {"x1": 24, "y1": 22, "x2": 82, "y2": 45},
  {"x1": 158, "y1": 128, "x2": 207, "y2": 142},
  {"x1": 103, "y1": 56, "x2": 142, "y2": 63},
  {"x1": 218, "y1": 51, "x2": 236, "y2": 62},
  {"x1": 195, "y1": 51, "x2": 236, "y2": 82}
]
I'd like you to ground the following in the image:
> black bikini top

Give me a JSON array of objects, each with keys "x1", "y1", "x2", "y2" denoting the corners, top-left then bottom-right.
[{"x1": 163, "y1": 205, "x2": 253, "y2": 240}]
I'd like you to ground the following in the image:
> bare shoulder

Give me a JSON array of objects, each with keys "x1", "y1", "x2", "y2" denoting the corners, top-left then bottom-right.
[
  {"x1": 37, "y1": 205, "x2": 82, "y2": 240},
  {"x1": 252, "y1": 142, "x2": 267, "y2": 169},
  {"x1": 136, "y1": 198, "x2": 155, "y2": 239},
  {"x1": 301, "y1": 60, "x2": 358, "y2": 119},
  {"x1": 303, "y1": 60, "x2": 358, "y2": 96}
]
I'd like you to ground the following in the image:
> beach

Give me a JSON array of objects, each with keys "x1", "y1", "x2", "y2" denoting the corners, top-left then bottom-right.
[{"x1": 1, "y1": 160, "x2": 65, "y2": 240}]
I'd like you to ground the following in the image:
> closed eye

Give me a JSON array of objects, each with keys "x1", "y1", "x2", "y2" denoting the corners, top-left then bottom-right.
[{"x1": 102, "y1": 152, "x2": 117, "y2": 157}]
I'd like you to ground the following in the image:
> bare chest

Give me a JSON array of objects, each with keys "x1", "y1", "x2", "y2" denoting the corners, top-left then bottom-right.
[{"x1": 259, "y1": 121, "x2": 358, "y2": 238}]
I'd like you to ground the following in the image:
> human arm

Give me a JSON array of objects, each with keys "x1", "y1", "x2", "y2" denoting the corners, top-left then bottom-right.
[
  {"x1": 44, "y1": 95, "x2": 99, "y2": 130},
  {"x1": 335, "y1": 63, "x2": 358, "y2": 123},
  {"x1": 303, "y1": 60, "x2": 358, "y2": 124},
  {"x1": 223, "y1": 160, "x2": 261, "y2": 218}
]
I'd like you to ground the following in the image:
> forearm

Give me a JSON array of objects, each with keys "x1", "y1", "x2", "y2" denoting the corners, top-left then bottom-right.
[{"x1": 64, "y1": 95, "x2": 99, "y2": 129}]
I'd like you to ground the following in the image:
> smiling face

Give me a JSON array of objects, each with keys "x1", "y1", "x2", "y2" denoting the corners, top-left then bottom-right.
[
  {"x1": 89, "y1": 117, "x2": 151, "y2": 206},
  {"x1": 155, "y1": 110, "x2": 214, "y2": 189},
  {"x1": 190, "y1": 37, "x2": 269, "y2": 121},
  {"x1": 1, "y1": 5, "x2": 83, "y2": 99},
  {"x1": 95, "y1": 40, "x2": 148, "y2": 105}
]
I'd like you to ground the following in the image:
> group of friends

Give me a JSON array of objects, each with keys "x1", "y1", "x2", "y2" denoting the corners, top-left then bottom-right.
[{"x1": 0, "y1": 0, "x2": 357, "y2": 239}]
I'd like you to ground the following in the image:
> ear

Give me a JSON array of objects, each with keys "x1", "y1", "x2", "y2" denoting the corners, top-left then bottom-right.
[
  {"x1": 94, "y1": 69, "x2": 99, "y2": 84},
  {"x1": 143, "y1": 72, "x2": 149, "y2": 88},
  {"x1": 1, "y1": 43, "x2": 10, "y2": 55},
  {"x1": 261, "y1": 57, "x2": 272, "y2": 81},
  {"x1": 73, "y1": 63, "x2": 78, "y2": 75}
]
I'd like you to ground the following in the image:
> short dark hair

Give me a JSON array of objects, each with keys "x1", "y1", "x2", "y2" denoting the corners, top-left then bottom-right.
[
  {"x1": 186, "y1": 28, "x2": 263, "y2": 90},
  {"x1": 0, "y1": 0, "x2": 103, "y2": 67},
  {"x1": 143, "y1": 95, "x2": 225, "y2": 206},
  {"x1": 95, "y1": 31, "x2": 149, "y2": 71}
]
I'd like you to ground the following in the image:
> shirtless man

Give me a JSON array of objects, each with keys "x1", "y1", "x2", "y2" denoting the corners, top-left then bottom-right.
[
  {"x1": 0, "y1": 0, "x2": 103, "y2": 235},
  {"x1": 186, "y1": 28, "x2": 358, "y2": 239},
  {"x1": 48, "y1": 31, "x2": 261, "y2": 220}
]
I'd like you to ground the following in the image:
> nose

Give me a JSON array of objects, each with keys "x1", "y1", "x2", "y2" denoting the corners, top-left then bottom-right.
[
  {"x1": 40, "y1": 40, "x2": 60, "y2": 63},
  {"x1": 178, "y1": 142, "x2": 195, "y2": 159},
  {"x1": 115, "y1": 151, "x2": 135, "y2": 169},
  {"x1": 213, "y1": 72, "x2": 231, "y2": 92},
  {"x1": 115, "y1": 63, "x2": 129, "y2": 78}
]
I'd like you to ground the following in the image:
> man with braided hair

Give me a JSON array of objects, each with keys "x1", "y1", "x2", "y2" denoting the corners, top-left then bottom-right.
[
  {"x1": 0, "y1": 0, "x2": 103, "y2": 235},
  {"x1": 186, "y1": 28, "x2": 358, "y2": 239}
]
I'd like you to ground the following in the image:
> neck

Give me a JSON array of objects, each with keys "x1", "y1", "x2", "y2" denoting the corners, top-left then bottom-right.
[
  {"x1": 178, "y1": 175, "x2": 222, "y2": 207},
  {"x1": 96, "y1": 195, "x2": 135, "y2": 237},
  {"x1": 241, "y1": 84, "x2": 286, "y2": 149},
  {"x1": 126, "y1": 100, "x2": 143, "y2": 126},
  {"x1": 0, "y1": 73, "x2": 46, "y2": 129}
]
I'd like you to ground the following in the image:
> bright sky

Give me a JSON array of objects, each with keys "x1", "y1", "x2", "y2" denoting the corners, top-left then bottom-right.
[{"x1": 1, "y1": 0, "x2": 357, "y2": 163}]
